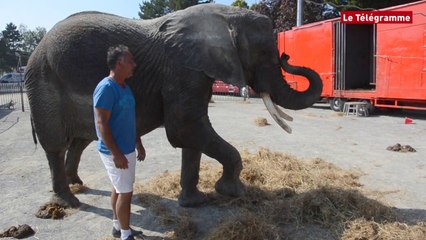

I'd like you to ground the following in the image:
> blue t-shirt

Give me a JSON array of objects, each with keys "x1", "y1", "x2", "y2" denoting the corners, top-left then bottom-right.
[{"x1": 93, "y1": 77, "x2": 136, "y2": 155}]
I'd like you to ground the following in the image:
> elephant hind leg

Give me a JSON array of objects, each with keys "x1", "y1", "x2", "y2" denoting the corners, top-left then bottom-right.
[
  {"x1": 65, "y1": 138, "x2": 92, "y2": 185},
  {"x1": 178, "y1": 148, "x2": 208, "y2": 207},
  {"x1": 47, "y1": 151, "x2": 80, "y2": 208}
]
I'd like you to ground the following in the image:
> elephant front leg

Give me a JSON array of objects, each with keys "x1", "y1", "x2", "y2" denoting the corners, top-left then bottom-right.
[
  {"x1": 65, "y1": 138, "x2": 92, "y2": 185},
  {"x1": 204, "y1": 140, "x2": 246, "y2": 198},
  {"x1": 47, "y1": 151, "x2": 81, "y2": 208},
  {"x1": 178, "y1": 148, "x2": 208, "y2": 207}
]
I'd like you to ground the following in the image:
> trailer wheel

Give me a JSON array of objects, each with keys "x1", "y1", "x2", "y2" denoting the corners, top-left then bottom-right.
[
  {"x1": 358, "y1": 100, "x2": 374, "y2": 116},
  {"x1": 330, "y1": 98, "x2": 345, "y2": 112},
  {"x1": 362, "y1": 100, "x2": 375, "y2": 112}
]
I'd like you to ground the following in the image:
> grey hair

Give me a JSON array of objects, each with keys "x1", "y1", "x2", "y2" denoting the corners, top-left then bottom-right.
[{"x1": 107, "y1": 45, "x2": 129, "y2": 70}]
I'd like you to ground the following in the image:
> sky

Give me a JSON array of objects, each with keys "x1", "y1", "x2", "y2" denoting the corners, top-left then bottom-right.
[{"x1": 0, "y1": 0, "x2": 258, "y2": 31}]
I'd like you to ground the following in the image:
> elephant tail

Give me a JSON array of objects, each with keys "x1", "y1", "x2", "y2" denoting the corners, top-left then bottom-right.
[{"x1": 30, "y1": 115, "x2": 38, "y2": 146}]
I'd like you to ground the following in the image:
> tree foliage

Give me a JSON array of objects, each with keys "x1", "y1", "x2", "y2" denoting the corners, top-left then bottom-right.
[
  {"x1": 251, "y1": 0, "x2": 323, "y2": 33},
  {"x1": 232, "y1": 0, "x2": 249, "y2": 9},
  {"x1": 251, "y1": 0, "x2": 420, "y2": 33},
  {"x1": 2, "y1": 23, "x2": 21, "y2": 53},
  {"x1": 330, "y1": 0, "x2": 418, "y2": 10},
  {"x1": 20, "y1": 26, "x2": 46, "y2": 54},
  {"x1": 0, "y1": 23, "x2": 21, "y2": 73},
  {"x1": 0, "y1": 23, "x2": 46, "y2": 73},
  {"x1": 139, "y1": 0, "x2": 212, "y2": 19}
]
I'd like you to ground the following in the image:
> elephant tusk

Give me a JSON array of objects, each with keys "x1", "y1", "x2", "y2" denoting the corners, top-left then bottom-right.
[
  {"x1": 260, "y1": 92, "x2": 292, "y2": 134},
  {"x1": 273, "y1": 103, "x2": 293, "y2": 121}
]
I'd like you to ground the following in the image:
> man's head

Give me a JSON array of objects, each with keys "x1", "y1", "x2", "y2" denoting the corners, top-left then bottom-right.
[{"x1": 107, "y1": 45, "x2": 136, "y2": 79}]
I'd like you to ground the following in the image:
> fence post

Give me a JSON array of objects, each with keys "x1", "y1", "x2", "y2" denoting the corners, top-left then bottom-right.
[{"x1": 20, "y1": 84, "x2": 25, "y2": 112}]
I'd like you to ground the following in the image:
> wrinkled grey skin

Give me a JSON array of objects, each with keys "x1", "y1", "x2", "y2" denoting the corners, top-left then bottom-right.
[{"x1": 25, "y1": 4, "x2": 322, "y2": 208}]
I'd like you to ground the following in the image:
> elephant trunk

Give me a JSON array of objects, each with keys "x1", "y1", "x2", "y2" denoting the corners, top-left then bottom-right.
[
  {"x1": 274, "y1": 53, "x2": 323, "y2": 110},
  {"x1": 260, "y1": 53, "x2": 323, "y2": 133}
]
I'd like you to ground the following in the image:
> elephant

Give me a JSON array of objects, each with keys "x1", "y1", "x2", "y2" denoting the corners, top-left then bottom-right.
[{"x1": 25, "y1": 4, "x2": 322, "y2": 208}]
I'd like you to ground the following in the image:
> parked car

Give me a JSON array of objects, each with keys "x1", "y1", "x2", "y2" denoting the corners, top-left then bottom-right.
[
  {"x1": 212, "y1": 80, "x2": 239, "y2": 95},
  {"x1": 212, "y1": 80, "x2": 257, "y2": 98},
  {"x1": 0, "y1": 72, "x2": 24, "y2": 83}
]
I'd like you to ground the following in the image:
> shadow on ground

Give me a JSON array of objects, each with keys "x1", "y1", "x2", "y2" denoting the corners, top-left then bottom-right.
[
  {"x1": 0, "y1": 109, "x2": 14, "y2": 120},
  {"x1": 125, "y1": 186, "x2": 426, "y2": 240}
]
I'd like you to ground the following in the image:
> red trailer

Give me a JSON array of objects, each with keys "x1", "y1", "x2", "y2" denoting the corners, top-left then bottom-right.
[{"x1": 278, "y1": 0, "x2": 426, "y2": 114}]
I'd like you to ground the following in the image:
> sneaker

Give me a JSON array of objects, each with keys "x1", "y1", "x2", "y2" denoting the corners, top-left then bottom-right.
[
  {"x1": 112, "y1": 227, "x2": 143, "y2": 238},
  {"x1": 112, "y1": 227, "x2": 120, "y2": 238},
  {"x1": 124, "y1": 235, "x2": 135, "y2": 240}
]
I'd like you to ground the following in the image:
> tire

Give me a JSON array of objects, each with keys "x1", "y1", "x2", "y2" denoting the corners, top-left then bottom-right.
[
  {"x1": 358, "y1": 99, "x2": 374, "y2": 117},
  {"x1": 330, "y1": 98, "x2": 345, "y2": 112},
  {"x1": 362, "y1": 99, "x2": 375, "y2": 112}
]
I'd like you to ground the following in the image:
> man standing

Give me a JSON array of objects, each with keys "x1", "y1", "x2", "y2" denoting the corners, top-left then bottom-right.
[{"x1": 94, "y1": 45, "x2": 145, "y2": 240}]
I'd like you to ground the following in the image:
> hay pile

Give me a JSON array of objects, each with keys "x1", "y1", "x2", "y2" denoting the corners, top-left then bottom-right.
[
  {"x1": 135, "y1": 148, "x2": 425, "y2": 239},
  {"x1": 254, "y1": 117, "x2": 269, "y2": 126},
  {"x1": 69, "y1": 183, "x2": 88, "y2": 194}
]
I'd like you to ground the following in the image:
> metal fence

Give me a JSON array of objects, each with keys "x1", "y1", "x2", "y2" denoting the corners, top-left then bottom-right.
[
  {"x1": 0, "y1": 82, "x2": 29, "y2": 112},
  {"x1": 0, "y1": 83, "x2": 255, "y2": 113},
  {"x1": 211, "y1": 90, "x2": 260, "y2": 102}
]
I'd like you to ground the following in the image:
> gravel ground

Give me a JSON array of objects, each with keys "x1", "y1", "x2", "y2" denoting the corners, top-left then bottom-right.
[{"x1": 0, "y1": 97, "x2": 425, "y2": 239}]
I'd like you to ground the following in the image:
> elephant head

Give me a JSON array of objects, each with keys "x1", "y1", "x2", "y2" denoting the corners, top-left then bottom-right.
[{"x1": 158, "y1": 4, "x2": 323, "y2": 133}]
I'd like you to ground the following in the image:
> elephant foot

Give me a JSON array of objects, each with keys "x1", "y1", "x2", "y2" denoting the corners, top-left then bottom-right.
[
  {"x1": 50, "y1": 191, "x2": 81, "y2": 208},
  {"x1": 215, "y1": 176, "x2": 246, "y2": 198},
  {"x1": 67, "y1": 175, "x2": 83, "y2": 185},
  {"x1": 178, "y1": 189, "x2": 208, "y2": 207}
]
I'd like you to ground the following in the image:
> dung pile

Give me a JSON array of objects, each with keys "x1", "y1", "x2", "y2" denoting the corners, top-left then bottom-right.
[
  {"x1": 35, "y1": 203, "x2": 66, "y2": 219},
  {"x1": 0, "y1": 224, "x2": 35, "y2": 239},
  {"x1": 386, "y1": 143, "x2": 416, "y2": 152},
  {"x1": 135, "y1": 148, "x2": 425, "y2": 239}
]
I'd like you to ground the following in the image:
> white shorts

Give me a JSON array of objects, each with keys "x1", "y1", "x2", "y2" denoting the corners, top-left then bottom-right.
[{"x1": 99, "y1": 151, "x2": 136, "y2": 193}]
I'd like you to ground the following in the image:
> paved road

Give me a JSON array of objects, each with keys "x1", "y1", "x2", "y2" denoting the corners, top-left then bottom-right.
[{"x1": 0, "y1": 98, "x2": 425, "y2": 239}]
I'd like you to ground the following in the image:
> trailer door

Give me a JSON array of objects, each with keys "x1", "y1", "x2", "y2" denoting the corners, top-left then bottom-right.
[{"x1": 334, "y1": 22, "x2": 376, "y2": 92}]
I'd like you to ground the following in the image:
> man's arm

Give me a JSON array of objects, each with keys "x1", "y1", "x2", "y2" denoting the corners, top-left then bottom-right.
[{"x1": 95, "y1": 107, "x2": 129, "y2": 169}]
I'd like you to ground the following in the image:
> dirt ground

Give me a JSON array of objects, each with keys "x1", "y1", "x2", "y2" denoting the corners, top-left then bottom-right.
[{"x1": 0, "y1": 97, "x2": 425, "y2": 239}]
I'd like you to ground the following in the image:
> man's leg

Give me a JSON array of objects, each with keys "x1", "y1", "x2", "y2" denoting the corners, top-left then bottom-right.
[
  {"x1": 111, "y1": 188, "x2": 121, "y2": 232},
  {"x1": 117, "y1": 191, "x2": 133, "y2": 239},
  {"x1": 100, "y1": 152, "x2": 139, "y2": 239},
  {"x1": 112, "y1": 188, "x2": 118, "y2": 218}
]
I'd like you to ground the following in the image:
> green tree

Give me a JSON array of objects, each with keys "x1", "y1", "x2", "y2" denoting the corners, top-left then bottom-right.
[
  {"x1": 20, "y1": 25, "x2": 46, "y2": 53},
  {"x1": 251, "y1": 0, "x2": 419, "y2": 34},
  {"x1": 139, "y1": 0, "x2": 212, "y2": 19},
  {"x1": 0, "y1": 23, "x2": 22, "y2": 72},
  {"x1": 0, "y1": 37, "x2": 11, "y2": 73},
  {"x1": 0, "y1": 23, "x2": 46, "y2": 73},
  {"x1": 18, "y1": 25, "x2": 46, "y2": 68},
  {"x1": 232, "y1": 0, "x2": 249, "y2": 9},
  {"x1": 328, "y1": 0, "x2": 418, "y2": 10},
  {"x1": 2, "y1": 23, "x2": 21, "y2": 53}
]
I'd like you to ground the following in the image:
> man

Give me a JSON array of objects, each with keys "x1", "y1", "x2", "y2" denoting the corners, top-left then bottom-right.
[{"x1": 93, "y1": 45, "x2": 145, "y2": 240}]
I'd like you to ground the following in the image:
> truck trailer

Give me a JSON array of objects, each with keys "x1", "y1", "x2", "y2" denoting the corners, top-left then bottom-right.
[{"x1": 278, "y1": 0, "x2": 426, "y2": 115}]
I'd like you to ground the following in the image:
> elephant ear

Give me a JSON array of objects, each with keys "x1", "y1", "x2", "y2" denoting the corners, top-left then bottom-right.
[{"x1": 159, "y1": 9, "x2": 245, "y2": 87}]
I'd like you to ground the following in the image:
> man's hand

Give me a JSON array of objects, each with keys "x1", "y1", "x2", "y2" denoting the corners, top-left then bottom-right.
[
  {"x1": 136, "y1": 144, "x2": 146, "y2": 161},
  {"x1": 136, "y1": 138, "x2": 146, "y2": 161},
  {"x1": 113, "y1": 153, "x2": 129, "y2": 169}
]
